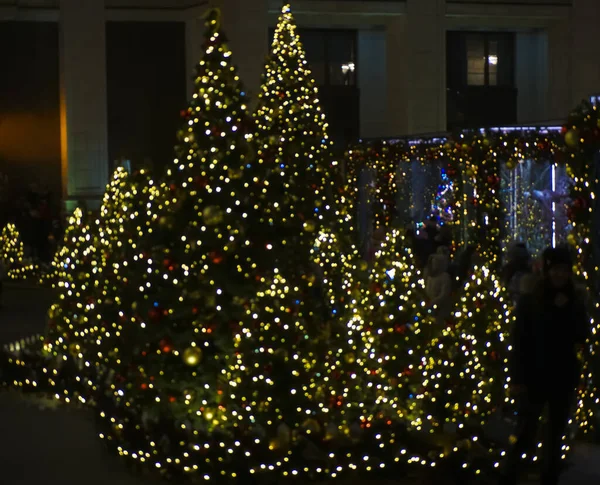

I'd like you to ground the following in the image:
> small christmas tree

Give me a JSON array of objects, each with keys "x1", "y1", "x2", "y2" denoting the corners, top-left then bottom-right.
[
  {"x1": 411, "y1": 266, "x2": 510, "y2": 438},
  {"x1": 0, "y1": 223, "x2": 24, "y2": 267},
  {"x1": 98, "y1": 166, "x2": 131, "y2": 254},
  {"x1": 44, "y1": 208, "x2": 101, "y2": 382},
  {"x1": 362, "y1": 229, "x2": 434, "y2": 421},
  {"x1": 431, "y1": 167, "x2": 455, "y2": 225}
]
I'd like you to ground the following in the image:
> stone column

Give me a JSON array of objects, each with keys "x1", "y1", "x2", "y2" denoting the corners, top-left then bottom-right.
[
  {"x1": 59, "y1": 0, "x2": 109, "y2": 211},
  {"x1": 384, "y1": 17, "x2": 409, "y2": 138},
  {"x1": 358, "y1": 29, "x2": 387, "y2": 139},
  {"x1": 185, "y1": 0, "x2": 268, "y2": 102},
  {"x1": 405, "y1": 0, "x2": 446, "y2": 135},
  {"x1": 547, "y1": 17, "x2": 572, "y2": 120}
]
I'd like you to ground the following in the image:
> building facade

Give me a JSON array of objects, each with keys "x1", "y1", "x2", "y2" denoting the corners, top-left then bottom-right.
[{"x1": 0, "y1": 0, "x2": 599, "y2": 208}]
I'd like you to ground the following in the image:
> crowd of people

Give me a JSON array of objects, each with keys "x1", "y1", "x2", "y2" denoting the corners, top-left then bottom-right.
[{"x1": 397, "y1": 216, "x2": 592, "y2": 485}]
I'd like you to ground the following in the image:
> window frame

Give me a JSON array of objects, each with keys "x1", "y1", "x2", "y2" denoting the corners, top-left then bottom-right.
[{"x1": 462, "y1": 31, "x2": 515, "y2": 88}]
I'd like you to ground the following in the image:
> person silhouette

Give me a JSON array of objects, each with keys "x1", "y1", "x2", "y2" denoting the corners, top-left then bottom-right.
[{"x1": 498, "y1": 246, "x2": 590, "y2": 485}]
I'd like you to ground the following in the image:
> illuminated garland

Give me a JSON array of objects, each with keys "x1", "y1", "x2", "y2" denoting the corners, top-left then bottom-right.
[{"x1": 346, "y1": 130, "x2": 563, "y2": 256}]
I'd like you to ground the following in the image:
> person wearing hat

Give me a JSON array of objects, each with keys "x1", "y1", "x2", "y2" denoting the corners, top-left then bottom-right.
[{"x1": 498, "y1": 246, "x2": 590, "y2": 485}]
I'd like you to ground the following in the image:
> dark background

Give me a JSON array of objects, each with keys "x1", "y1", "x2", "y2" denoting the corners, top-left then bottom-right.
[
  {"x1": 0, "y1": 22, "x2": 61, "y2": 198},
  {"x1": 0, "y1": 20, "x2": 187, "y2": 200},
  {"x1": 106, "y1": 21, "x2": 186, "y2": 174}
]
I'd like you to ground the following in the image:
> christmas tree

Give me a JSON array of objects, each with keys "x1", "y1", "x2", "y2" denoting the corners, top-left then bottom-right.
[
  {"x1": 44, "y1": 207, "x2": 101, "y2": 386},
  {"x1": 224, "y1": 4, "x2": 375, "y2": 476},
  {"x1": 0, "y1": 222, "x2": 39, "y2": 281},
  {"x1": 252, "y1": 3, "x2": 337, "y2": 261},
  {"x1": 361, "y1": 229, "x2": 434, "y2": 422},
  {"x1": 1, "y1": 223, "x2": 25, "y2": 271},
  {"x1": 75, "y1": 169, "x2": 158, "y2": 394},
  {"x1": 431, "y1": 167, "x2": 455, "y2": 225},
  {"x1": 90, "y1": 11, "x2": 266, "y2": 481},
  {"x1": 97, "y1": 166, "x2": 131, "y2": 255},
  {"x1": 410, "y1": 266, "x2": 510, "y2": 441}
]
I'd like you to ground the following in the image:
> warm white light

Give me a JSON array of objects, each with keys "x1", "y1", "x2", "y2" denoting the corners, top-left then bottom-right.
[{"x1": 341, "y1": 62, "x2": 355, "y2": 74}]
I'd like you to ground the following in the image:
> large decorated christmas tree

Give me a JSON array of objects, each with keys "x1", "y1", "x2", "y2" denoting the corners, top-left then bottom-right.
[
  {"x1": 90, "y1": 10, "x2": 268, "y2": 481},
  {"x1": 225, "y1": 4, "x2": 378, "y2": 477}
]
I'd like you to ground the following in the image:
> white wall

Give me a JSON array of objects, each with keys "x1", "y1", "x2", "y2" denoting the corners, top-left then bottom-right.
[
  {"x1": 546, "y1": 17, "x2": 572, "y2": 120},
  {"x1": 515, "y1": 31, "x2": 548, "y2": 124},
  {"x1": 384, "y1": 16, "x2": 409, "y2": 137},
  {"x1": 358, "y1": 30, "x2": 387, "y2": 139}
]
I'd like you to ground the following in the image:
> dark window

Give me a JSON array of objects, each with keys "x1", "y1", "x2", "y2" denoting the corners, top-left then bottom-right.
[
  {"x1": 268, "y1": 27, "x2": 359, "y2": 145},
  {"x1": 447, "y1": 31, "x2": 516, "y2": 130},
  {"x1": 106, "y1": 22, "x2": 187, "y2": 173},
  {"x1": 0, "y1": 22, "x2": 61, "y2": 199}
]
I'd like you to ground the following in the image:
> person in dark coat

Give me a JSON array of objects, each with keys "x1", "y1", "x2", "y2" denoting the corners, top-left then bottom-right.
[{"x1": 498, "y1": 246, "x2": 590, "y2": 485}]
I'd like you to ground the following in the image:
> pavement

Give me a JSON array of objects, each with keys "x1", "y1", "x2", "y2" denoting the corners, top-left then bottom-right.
[{"x1": 0, "y1": 283, "x2": 599, "y2": 485}]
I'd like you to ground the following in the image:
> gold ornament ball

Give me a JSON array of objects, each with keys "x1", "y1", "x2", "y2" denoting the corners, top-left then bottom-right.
[
  {"x1": 48, "y1": 306, "x2": 57, "y2": 319},
  {"x1": 202, "y1": 206, "x2": 223, "y2": 225},
  {"x1": 344, "y1": 352, "x2": 356, "y2": 364},
  {"x1": 274, "y1": 348, "x2": 289, "y2": 360},
  {"x1": 302, "y1": 418, "x2": 321, "y2": 434},
  {"x1": 567, "y1": 233, "x2": 577, "y2": 246},
  {"x1": 482, "y1": 138, "x2": 490, "y2": 147},
  {"x1": 228, "y1": 167, "x2": 243, "y2": 179},
  {"x1": 182, "y1": 346, "x2": 202, "y2": 366},
  {"x1": 506, "y1": 159, "x2": 515, "y2": 170},
  {"x1": 565, "y1": 129, "x2": 580, "y2": 148},
  {"x1": 68, "y1": 342, "x2": 81, "y2": 357},
  {"x1": 466, "y1": 168, "x2": 475, "y2": 178},
  {"x1": 304, "y1": 220, "x2": 316, "y2": 233},
  {"x1": 358, "y1": 260, "x2": 369, "y2": 271},
  {"x1": 314, "y1": 386, "x2": 326, "y2": 400}
]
